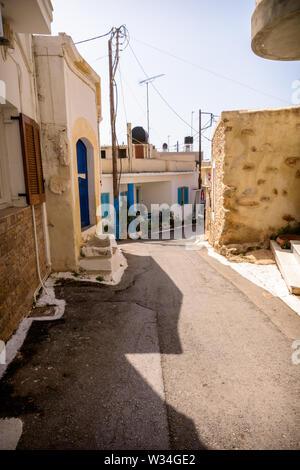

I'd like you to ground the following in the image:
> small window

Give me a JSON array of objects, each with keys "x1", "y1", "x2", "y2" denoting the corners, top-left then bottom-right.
[
  {"x1": 177, "y1": 187, "x2": 189, "y2": 206},
  {"x1": 19, "y1": 113, "x2": 45, "y2": 205},
  {"x1": 118, "y1": 148, "x2": 127, "y2": 159},
  {"x1": 101, "y1": 150, "x2": 106, "y2": 159}
]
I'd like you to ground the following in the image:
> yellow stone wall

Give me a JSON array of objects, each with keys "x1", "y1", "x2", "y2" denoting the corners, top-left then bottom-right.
[{"x1": 208, "y1": 107, "x2": 300, "y2": 250}]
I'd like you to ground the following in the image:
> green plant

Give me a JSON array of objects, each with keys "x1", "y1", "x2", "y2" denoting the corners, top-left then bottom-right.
[
  {"x1": 72, "y1": 272, "x2": 80, "y2": 278},
  {"x1": 96, "y1": 276, "x2": 104, "y2": 282},
  {"x1": 281, "y1": 240, "x2": 291, "y2": 250},
  {"x1": 276, "y1": 222, "x2": 300, "y2": 237}
]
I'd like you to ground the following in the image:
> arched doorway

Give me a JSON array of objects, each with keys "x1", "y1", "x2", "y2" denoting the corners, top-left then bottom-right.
[{"x1": 76, "y1": 139, "x2": 90, "y2": 228}]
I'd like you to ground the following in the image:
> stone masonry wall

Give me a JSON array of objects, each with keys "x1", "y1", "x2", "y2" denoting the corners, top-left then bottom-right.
[
  {"x1": 0, "y1": 205, "x2": 47, "y2": 342},
  {"x1": 208, "y1": 106, "x2": 300, "y2": 251},
  {"x1": 207, "y1": 119, "x2": 226, "y2": 246}
]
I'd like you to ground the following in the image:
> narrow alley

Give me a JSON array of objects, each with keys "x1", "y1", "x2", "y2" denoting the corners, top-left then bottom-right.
[{"x1": 0, "y1": 240, "x2": 299, "y2": 450}]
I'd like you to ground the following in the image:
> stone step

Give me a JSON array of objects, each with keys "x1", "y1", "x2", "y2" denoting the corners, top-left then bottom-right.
[
  {"x1": 79, "y1": 234, "x2": 127, "y2": 282},
  {"x1": 80, "y1": 234, "x2": 118, "y2": 258},
  {"x1": 291, "y1": 241, "x2": 300, "y2": 265},
  {"x1": 270, "y1": 240, "x2": 300, "y2": 295},
  {"x1": 81, "y1": 245, "x2": 113, "y2": 258},
  {"x1": 79, "y1": 256, "x2": 113, "y2": 273}
]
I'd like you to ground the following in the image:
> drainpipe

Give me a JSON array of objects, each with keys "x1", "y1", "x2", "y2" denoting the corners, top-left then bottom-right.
[
  {"x1": 31, "y1": 205, "x2": 49, "y2": 300},
  {"x1": 42, "y1": 202, "x2": 51, "y2": 269}
]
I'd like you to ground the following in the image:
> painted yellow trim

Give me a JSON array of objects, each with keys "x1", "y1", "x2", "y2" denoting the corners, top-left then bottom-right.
[{"x1": 72, "y1": 117, "x2": 101, "y2": 259}]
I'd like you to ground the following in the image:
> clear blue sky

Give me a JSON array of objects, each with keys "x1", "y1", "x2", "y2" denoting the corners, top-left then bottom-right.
[{"x1": 51, "y1": 0, "x2": 299, "y2": 158}]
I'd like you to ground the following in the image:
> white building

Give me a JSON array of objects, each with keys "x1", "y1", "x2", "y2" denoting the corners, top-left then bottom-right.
[{"x1": 100, "y1": 140, "x2": 203, "y2": 216}]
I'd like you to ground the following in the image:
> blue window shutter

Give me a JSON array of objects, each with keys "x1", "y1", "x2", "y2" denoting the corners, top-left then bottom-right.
[
  {"x1": 178, "y1": 187, "x2": 182, "y2": 206},
  {"x1": 101, "y1": 193, "x2": 110, "y2": 218},
  {"x1": 184, "y1": 187, "x2": 189, "y2": 204}
]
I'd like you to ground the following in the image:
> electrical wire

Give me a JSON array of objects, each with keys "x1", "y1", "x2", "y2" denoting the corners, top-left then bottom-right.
[
  {"x1": 133, "y1": 37, "x2": 290, "y2": 106},
  {"x1": 118, "y1": 63, "x2": 128, "y2": 124},
  {"x1": 75, "y1": 28, "x2": 114, "y2": 45},
  {"x1": 129, "y1": 43, "x2": 216, "y2": 141}
]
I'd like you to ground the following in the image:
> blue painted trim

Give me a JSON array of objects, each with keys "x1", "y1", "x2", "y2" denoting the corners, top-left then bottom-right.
[
  {"x1": 114, "y1": 197, "x2": 119, "y2": 239},
  {"x1": 128, "y1": 183, "x2": 134, "y2": 209}
]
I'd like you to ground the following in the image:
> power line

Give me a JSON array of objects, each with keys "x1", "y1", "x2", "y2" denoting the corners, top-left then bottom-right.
[
  {"x1": 133, "y1": 37, "x2": 290, "y2": 106},
  {"x1": 128, "y1": 43, "x2": 216, "y2": 138},
  {"x1": 75, "y1": 28, "x2": 114, "y2": 45},
  {"x1": 118, "y1": 58, "x2": 164, "y2": 145},
  {"x1": 118, "y1": 62, "x2": 128, "y2": 123}
]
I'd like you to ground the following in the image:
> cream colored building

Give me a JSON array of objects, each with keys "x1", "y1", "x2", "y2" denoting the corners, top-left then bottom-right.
[
  {"x1": 33, "y1": 33, "x2": 102, "y2": 271},
  {"x1": 0, "y1": 0, "x2": 123, "y2": 342},
  {"x1": 0, "y1": 0, "x2": 53, "y2": 341}
]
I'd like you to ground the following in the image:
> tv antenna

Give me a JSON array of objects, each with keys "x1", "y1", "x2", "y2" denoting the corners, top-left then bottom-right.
[{"x1": 139, "y1": 74, "x2": 165, "y2": 142}]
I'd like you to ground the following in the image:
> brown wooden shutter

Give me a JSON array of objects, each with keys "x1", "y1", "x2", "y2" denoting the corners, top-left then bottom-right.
[
  {"x1": 19, "y1": 114, "x2": 45, "y2": 205},
  {"x1": 134, "y1": 144, "x2": 145, "y2": 159}
]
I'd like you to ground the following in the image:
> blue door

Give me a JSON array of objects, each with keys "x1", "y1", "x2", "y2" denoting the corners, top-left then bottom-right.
[
  {"x1": 77, "y1": 139, "x2": 90, "y2": 228},
  {"x1": 178, "y1": 187, "x2": 184, "y2": 206}
]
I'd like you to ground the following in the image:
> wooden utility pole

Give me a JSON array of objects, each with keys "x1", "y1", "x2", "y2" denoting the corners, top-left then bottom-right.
[
  {"x1": 108, "y1": 30, "x2": 120, "y2": 201},
  {"x1": 198, "y1": 109, "x2": 202, "y2": 190},
  {"x1": 127, "y1": 122, "x2": 133, "y2": 172}
]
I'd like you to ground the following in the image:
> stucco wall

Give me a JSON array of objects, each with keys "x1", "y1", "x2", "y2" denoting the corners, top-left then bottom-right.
[
  {"x1": 34, "y1": 34, "x2": 101, "y2": 271},
  {"x1": 0, "y1": 34, "x2": 37, "y2": 120},
  {"x1": 140, "y1": 181, "x2": 172, "y2": 209},
  {"x1": 0, "y1": 34, "x2": 40, "y2": 209},
  {"x1": 208, "y1": 107, "x2": 300, "y2": 250},
  {"x1": 0, "y1": 32, "x2": 50, "y2": 342},
  {"x1": 102, "y1": 172, "x2": 198, "y2": 212}
]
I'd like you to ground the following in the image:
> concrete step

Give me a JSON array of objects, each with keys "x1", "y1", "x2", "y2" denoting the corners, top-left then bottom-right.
[
  {"x1": 291, "y1": 241, "x2": 300, "y2": 265},
  {"x1": 81, "y1": 234, "x2": 117, "y2": 258},
  {"x1": 270, "y1": 240, "x2": 300, "y2": 295},
  {"x1": 79, "y1": 256, "x2": 113, "y2": 273},
  {"x1": 79, "y1": 234, "x2": 127, "y2": 282}
]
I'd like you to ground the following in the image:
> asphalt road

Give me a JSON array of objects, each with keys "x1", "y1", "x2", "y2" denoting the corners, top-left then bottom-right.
[{"x1": 0, "y1": 239, "x2": 299, "y2": 449}]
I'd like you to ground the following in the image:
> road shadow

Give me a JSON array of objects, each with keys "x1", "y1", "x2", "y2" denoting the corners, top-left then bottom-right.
[{"x1": 0, "y1": 252, "x2": 206, "y2": 450}]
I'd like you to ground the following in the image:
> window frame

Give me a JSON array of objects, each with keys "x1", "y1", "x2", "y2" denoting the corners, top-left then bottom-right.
[{"x1": 19, "y1": 113, "x2": 45, "y2": 206}]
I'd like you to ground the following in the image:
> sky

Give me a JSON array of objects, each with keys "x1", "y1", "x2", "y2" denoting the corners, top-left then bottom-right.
[{"x1": 51, "y1": 0, "x2": 299, "y2": 158}]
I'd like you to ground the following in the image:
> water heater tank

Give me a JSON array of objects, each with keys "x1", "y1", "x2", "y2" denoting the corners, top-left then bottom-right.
[
  {"x1": 132, "y1": 127, "x2": 149, "y2": 144},
  {"x1": 184, "y1": 136, "x2": 194, "y2": 145}
]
